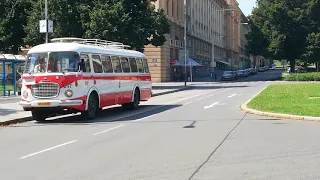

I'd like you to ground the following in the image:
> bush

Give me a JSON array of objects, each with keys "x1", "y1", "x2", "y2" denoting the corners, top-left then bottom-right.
[{"x1": 283, "y1": 72, "x2": 320, "y2": 81}]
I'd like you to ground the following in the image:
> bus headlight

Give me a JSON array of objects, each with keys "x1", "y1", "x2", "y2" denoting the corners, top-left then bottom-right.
[
  {"x1": 65, "y1": 90, "x2": 73, "y2": 97},
  {"x1": 23, "y1": 91, "x2": 28, "y2": 99}
]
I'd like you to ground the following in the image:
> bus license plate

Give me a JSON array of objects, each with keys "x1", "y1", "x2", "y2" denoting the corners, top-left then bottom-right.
[{"x1": 37, "y1": 102, "x2": 51, "y2": 106}]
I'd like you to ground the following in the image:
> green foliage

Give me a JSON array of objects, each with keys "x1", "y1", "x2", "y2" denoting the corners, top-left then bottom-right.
[
  {"x1": 0, "y1": 0, "x2": 31, "y2": 54},
  {"x1": 245, "y1": 16, "x2": 269, "y2": 57},
  {"x1": 302, "y1": 33, "x2": 320, "y2": 67},
  {"x1": 22, "y1": 0, "x2": 170, "y2": 51},
  {"x1": 248, "y1": 0, "x2": 320, "y2": 72},
  {"x1": 0, "y1": 0, "x2": 172, "y2": 52},
  {"x1": 283, "y1": 72, "x2": 320, "y2": 81},
  {"x1": 85, "y1": 0, "x2": 170, "y2": 50},
  {"x1": 24, "y1": 0, "x2": 85, "y2": 46}
]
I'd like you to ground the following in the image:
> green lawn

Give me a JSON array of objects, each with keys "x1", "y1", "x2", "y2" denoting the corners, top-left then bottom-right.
[
  {"x1": 0, "y1": 85, "x2": 20, "y2": 91},
  {"x1": 247, "y1": 84, "x2": 320, "y2": 117}
]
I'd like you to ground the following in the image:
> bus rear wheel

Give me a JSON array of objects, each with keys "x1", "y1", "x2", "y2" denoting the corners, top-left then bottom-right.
[
  {"x1": 82, "y1": 93, "x2": 98, "y2": 120},
  {"x1": 122, "y1": 89, "x2": 140, "y2": 110},
  {"x1": 32, "y1": 110, "x2": 47, "y2": 122}
]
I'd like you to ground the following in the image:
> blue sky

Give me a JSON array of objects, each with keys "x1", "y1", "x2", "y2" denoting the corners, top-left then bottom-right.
[{"x1": 238, "y1": 0, "x2": 256, "y2": 16}]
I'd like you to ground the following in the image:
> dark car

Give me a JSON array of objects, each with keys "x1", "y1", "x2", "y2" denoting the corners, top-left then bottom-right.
[
  {"x1": 248, "y1": 68, "x2": 257, "y2": 75},
  {"x1": 221, "y1": 71, "x2": 237, "y2": 81},
  {"x1": 258, "y1": 67, "x2": 266, "y2": 72},
  {"x1": 236, "y1": 70, "x2": 246, "y2": 78},
  {"x1": 244, "y1": 69, "x2": 250, "y2": 76}
]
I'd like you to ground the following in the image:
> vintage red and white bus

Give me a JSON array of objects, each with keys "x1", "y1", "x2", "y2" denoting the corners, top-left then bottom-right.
[{"x1": 19, "y1": 38, "x2": 152, "y2": 122}]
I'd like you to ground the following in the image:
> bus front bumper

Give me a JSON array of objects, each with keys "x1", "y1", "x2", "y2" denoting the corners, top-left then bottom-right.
[{"x1": 19, "y1": 99, "x2": 83, "y2": 108}]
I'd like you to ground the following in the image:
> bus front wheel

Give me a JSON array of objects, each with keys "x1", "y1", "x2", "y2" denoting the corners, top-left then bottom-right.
[
  {"x1": 32, "y1": 110, "x2": 47, "y2": 122},
  {"x1": 82, "y1": 93, "x2": 99, "y2": 120}
]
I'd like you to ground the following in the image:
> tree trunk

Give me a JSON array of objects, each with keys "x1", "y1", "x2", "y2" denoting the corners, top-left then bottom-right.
[{"x1": 290, "y1": 59, "x2": 296, "y2": 73}]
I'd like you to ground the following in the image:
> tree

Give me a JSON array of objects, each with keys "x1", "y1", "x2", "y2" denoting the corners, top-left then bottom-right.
[
  {"x1": 85, "y1": 0, "x2": 170, "y2": 51},
  {"x1": 0, "y1": 0, "x2": 31, "y2": 54},
  {"x1": 24, "y1": 0, "x2": 85, "y2": 46},
  {"x1": 249, "y1": 0, "x2": 309, "y2": 72},
  {"x1": 245, "y1": 16, "x2": 270, "y2": 57},
  {"x1": 302, "y1": 0, "x2": 320, "y2": 70}
]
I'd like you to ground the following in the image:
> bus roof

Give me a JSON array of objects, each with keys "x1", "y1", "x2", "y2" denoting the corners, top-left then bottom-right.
[{"x1": 28, "y1": 42, "x2": 146, "y2": 58}]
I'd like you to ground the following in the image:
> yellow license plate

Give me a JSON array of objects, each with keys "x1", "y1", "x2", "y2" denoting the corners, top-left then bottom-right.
[{"x1": 37, "y1": 102, "x2": 51, "y2": 106}]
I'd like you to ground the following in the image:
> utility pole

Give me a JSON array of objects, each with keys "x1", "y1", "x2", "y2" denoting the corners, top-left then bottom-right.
[
  {"x1": 184, "y1": 0, "x2": 187, "y2": 86},
  {"x1": 45, "y1": 0, "x2": 48, "y2": 43}
]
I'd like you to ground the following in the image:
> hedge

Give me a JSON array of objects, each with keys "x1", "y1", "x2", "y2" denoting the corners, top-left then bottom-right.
[{"x1": 283, "y1": 72, "x2": 320, "y2": 81}]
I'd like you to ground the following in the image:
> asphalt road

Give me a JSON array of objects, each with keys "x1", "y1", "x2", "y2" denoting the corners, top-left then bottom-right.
[{"x1": 1, "y1": 70, "x2": 320, "y2": 180}]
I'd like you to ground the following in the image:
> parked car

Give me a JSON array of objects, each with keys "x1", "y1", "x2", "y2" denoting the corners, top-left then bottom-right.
[
  {"x1": 221, "y1": 71, "x2": 237, "y2": 81},
  {"x1": 287, "y1": 66, "x2": 307, "y2": 73},
  {"x1": 236, "y1": 70, "x2": 246, "y2": 78},
  {"x1": 258, "y1": 67, "x2": 266, "y2": 72},
  {"x1": 244, "y1": 69, "x2": 251, "y2": 76},
  {"x1": 248, "y1": 68, "x2": 257, "y2": 75}
]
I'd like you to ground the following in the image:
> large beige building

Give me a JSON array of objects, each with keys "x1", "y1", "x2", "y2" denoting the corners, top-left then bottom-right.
[
  {"x1": 144, "y1": 0, "x2": 185, "y2": 82},
  {"x1": 145, "y1": 0, "x2": 229, "y2": 82},
  {"x1": 145, "y1": 0, "x2": 251, "y2": 82}
]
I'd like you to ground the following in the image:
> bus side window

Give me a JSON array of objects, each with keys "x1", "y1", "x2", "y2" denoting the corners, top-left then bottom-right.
[
  {"x1": 136, "y1": 58, "x2": 144, "y2": 73},
  {"x1": 80, "y1": 54, "x2": 91, "y2": 73},
  {"x1": 91, "y1": 54, "x2": 103, "y2": 73},
  {"x1": 120, "y1": 57, "x2": 131, "y2": 73},
  {"x1": 129, "y1": 57, "x2": 138, "y2": 73},
  {"x1": 101, "y1": 55, "x2": 113, "y2": 73},
  {"x1": 142, "y1": 58, "x2": 149, "y2": 73},
  {"x1": 111, "y1": 56, "x2": 122, "y2": 73}
]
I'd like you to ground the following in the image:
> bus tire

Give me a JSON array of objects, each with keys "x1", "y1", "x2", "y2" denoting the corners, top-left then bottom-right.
[
  {"x1": 32, "y1": 110, "x2": 47, "y2": 122},
  {"x1": 122, "y1": 89, "x2": 140, "y2": 110},
  {"x1": 82, "y1": 92, "x2": 98, "y2": 119}
]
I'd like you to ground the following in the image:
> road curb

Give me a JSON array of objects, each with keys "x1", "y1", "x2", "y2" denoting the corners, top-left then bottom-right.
[
  {"x1": 151, "y1": 86, "x2": 193, "y2": 97},
  {"x1": 240, "y1": 85, "x2": 320, "y2": 122},
  {"x1": 0, "y1": 116, "x2": 33, "y2": 126}
]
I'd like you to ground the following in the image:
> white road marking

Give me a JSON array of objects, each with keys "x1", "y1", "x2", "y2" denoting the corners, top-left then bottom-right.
[
  {"x1": 204, "y1": 102, "x2": 220, "y2": 109},
  {"x1": 228, "y1": 94, "x2": 237, "y2": 98},
  {"x1": 133, "y1": 114, "x2": 157, "y2": 122},
  {"x1": 92, "y1": 124, "x2": 124, "y2": 136},
  {"x1": 196, "y1": 91, "x2": 221, "y2": 100},
  {"x1": 19, "y1": 140, "x2": 78, "y2": 160},
  {"x1": 184, "y1": 101, "x2": 193, "y2": 105},
  {"x1": 96, "y1": 89, "x2": 225, "y2": 124}
]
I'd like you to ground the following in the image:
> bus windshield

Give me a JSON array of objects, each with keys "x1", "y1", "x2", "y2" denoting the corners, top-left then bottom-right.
[
  {"x1": 24, "y1": 53, "x2": 48, "y2": 74},
  {"x1": 48, "y1": 52, "x2": 80, "y2": 73},
  {"x1": 24, "y1": 52, "x2": 80, "y2": 74}
]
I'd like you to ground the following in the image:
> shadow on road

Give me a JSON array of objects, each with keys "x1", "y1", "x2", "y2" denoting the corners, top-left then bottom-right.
[
  {"x1": 0, "y1": 108, "x2": 21, "y2": 116},
  {"x1": 33, "y1": 104, "x2": 182, "y2": 125}
]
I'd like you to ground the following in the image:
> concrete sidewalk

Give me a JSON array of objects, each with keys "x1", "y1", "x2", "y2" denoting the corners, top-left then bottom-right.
[{"x1": 0, "y1": 83, "x2": 194, "y2": 125}]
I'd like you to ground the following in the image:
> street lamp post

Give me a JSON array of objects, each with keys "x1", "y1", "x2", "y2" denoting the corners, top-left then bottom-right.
[
  {"x1": 183, "y1": 0, "x2": 187, "y2": 86},
  {"x1": 45, "y1": 0, "x2": 48, "y2": 43}
]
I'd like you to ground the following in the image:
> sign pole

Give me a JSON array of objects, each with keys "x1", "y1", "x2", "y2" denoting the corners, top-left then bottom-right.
[
  {"x1": 45, "y1": 0, "x2": 48, "y2": 43},
  {"x1": 184, "y1": 0, "x2": 187, "y2": 86}
]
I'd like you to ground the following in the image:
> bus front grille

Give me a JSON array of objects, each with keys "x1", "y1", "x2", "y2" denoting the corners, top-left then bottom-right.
[{"x1": 31, "y1": 83, "x2": 60, "y2": 98}]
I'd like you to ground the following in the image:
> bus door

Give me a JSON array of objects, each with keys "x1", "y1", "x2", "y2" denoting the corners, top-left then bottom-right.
[
  {"x1": 111, "y1": 56, "x2": 122, "y2": 104},
  {"x1": 80, "y1": 54, "x2": 92, "y2": 95}
]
